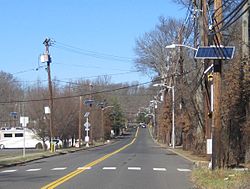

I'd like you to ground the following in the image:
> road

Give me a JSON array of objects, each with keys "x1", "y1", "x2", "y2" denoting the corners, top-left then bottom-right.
[{"x1": 0, "y1": 128, "x2": 194, "y2": 189}]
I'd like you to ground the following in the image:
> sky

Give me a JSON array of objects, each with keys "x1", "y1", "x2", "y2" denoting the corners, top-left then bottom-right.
[{"x1": 0, "y1": 0, "x2": 186, "y2": 86}]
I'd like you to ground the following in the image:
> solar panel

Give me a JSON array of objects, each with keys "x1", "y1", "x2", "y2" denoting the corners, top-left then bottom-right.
[{"x1": 195, "y1": 46, "x2": 235, "y2": 60}]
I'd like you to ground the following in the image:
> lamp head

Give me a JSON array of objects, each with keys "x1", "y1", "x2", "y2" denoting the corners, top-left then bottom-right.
[{"x1": 165, "y1": 44, "x2": 176, "y2": 49}]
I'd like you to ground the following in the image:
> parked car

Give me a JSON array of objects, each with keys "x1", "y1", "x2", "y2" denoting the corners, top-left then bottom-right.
[
  {"x1": 139, "y1": 123, "x2": 147, "y2": 128},
  {"x1": 0, "y1": 127, "x2": 43, "y2": 149}
]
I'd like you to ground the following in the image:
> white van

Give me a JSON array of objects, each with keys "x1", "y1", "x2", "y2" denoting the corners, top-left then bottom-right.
[{"x1": 0, "y1": 127, "x2": 43, "y2": 149}]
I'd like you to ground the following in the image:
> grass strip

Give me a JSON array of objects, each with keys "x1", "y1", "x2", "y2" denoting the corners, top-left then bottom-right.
[{"x1": 192, "y1": 168, "x2": 250, "y2": 189}]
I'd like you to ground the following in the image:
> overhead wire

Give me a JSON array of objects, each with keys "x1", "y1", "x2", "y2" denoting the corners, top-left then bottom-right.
[
  {"x1": 0, "y1": 79, "x2": 160, "y2": 105},
  {"x1": 53, "y1": 41, "x2": 133, "y2": 63},
  {"x1": 13, "y1": 70, "x2": 141, "y2": 85},
  {"x1": 0, "y1": 65, "x2": 202, "y2": 105},
  {"x1": 216, "y1": 0, "x2": 247, "y2": 26},
  {"x1": 53, "y1": 61, "x2": 135, "y2": 72},
  {"x1": 211, "y1": 0, "x2": 248, "y2": 34},
  {"x1": 209, "y1": 0, "x2": 248, "y2": 58}
]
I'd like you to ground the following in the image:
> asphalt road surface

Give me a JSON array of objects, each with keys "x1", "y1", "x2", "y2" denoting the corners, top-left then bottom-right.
[{"x1": 0, "y1": 128, "x2": 194, "y2": 189}]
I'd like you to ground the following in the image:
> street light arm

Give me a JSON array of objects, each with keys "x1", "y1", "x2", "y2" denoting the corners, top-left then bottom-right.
[
  {"x1": 165, "y1": 44, "x2": 198, "y2": 51},
  {"x1": 102, "y1": 106, "x2": 114, "y2": 111},
  {"x1": 153, "y1": 83, "x2": 173, "y2": 89}
]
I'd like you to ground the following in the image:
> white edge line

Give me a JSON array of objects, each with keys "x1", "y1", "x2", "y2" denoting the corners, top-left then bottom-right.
[
  {"x1": 77, "y1": 167, "x2": 92, "y2": 170},
  {"x1": 26, "y1": 168, "x2": 41, "y2": 172},
  {"x1": 1, "y1": 170, "x2": 17, "y2": 173},
  {"x1": 51, "y1": 167, "x2": 67, "y2": 171},
  {"x1": 233, "y1": 168, "x2": 248, "y2": 171},
  {"x1": 128, "y1": 167, "x2": 141, "y2": 170},
  {"x1": 103, "y1": 167, "x2": 117, "y2": 170},
  {"x1": 153, "y1": 168, "x2": 167, "y2": 171},
  {"x1": 177, "y1": 168, "x2": 191, "y2": 172}
]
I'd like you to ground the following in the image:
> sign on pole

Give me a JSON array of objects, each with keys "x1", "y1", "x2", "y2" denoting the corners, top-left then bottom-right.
[
  {"x1": 207, "y1": 139, "x2": 212, "y2": 155},
  {"x1": 85, "y1": 136, "x2": 89, "y2": 142},
  {"x1": 84, "y1": 122, "x2": 91, "y2": 128},
  {"x1": 44, "y1": 106, "x2": 51, "y2": 114},
  {"x1": 19, "y1": 116, "x2": 29, "y2": 158},
  {"x1": 20, "y1": 117, "x2": 29, "y2": 127},
  {"x1": 84, "y1": 112, "x2": 90, "y2": 118}
]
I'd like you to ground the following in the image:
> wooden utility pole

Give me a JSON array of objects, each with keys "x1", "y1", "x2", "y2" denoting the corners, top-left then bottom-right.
[
  {"x1": 78, "y1": 96, "x2": 83, "y2": 148},
  {"x1": 101, "y1": 109, "x2": 104, "y2": 141},
  {"x1": 242, "y1": 0, "x2": 250, "y2": 162},
  {"x1": 89, "y1": 83, "x2": 93, "y2": 143},
  {"x1": 43, "y1": 38, "x2": 54, "y2": 143},
  {"x1": 212, "y1": 0, "x2": 223, "y2": 169},
  {"x1": 242, "y1": 0, "x2": 249, "y2": 58},
  {"x1": 200, "y1": 0, "x2": 212, "y2": 158}
]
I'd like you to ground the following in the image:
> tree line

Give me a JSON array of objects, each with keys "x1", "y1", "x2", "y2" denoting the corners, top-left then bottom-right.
[{"x1": 0, "y1": 73, "x2": 153, "y2": 148}]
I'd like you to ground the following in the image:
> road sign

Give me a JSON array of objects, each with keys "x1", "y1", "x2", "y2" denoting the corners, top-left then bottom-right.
[
  {"x1": 10, "y1": 112, "x2": 17, "y2": 118},
  {"x1": 85, "y1": 136, "x2": 89, "y2": 142},
  {"x1": 84, "y1": 122, "x2": 91, "y2": 128},
  {"x1": 84, "y1": 99, "x2": 94, "y2": 105},
  {"x1": 85, "y1": 128, "x2": 90, "y2": 131},
  {"x1": 20, "y1": 117, "x2": 29, "y2": 127},
  {"x1": 84, "y1": 112, "x2": 90, "y2": 118},
  {"x1": 44, "y1": 106, "x2": 50, "y2": 114}
]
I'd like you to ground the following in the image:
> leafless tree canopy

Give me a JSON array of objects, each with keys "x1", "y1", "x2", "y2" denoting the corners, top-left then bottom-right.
[{"x1": 134, "y1": 17, "x2": 184, "y2": 77}]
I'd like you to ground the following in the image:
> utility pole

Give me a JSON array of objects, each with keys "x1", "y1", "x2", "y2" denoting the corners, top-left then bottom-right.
[
  {"x1": 42, "y1": 38, "x2": 54, "y2": 146},
  {"x1": 200, "y1": 0, "x2": 212, "y2": 159},
  {"x1": 242, "y1": 0, "x2": 249, "y2": 58},
  {"x1": 89, "y1": 83, "x2": 93, "y2": 143},
  {"x1": 101, "y1": 108, "x2": 104, "y2": 141},
  {"x1": 78, "y1": 96, "x2": 83, "y2": 148},
  {"x1": 212, "y1": 0, "x2": 223, "y2": 169},
  {"x1": 242, "y1": 0, "x2": 250, "y2": 160}
]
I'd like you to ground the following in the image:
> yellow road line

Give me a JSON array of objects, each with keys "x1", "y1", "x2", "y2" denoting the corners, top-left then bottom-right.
[{"x1": 41, "y1": 127, "x2": 139, "y2": 189}]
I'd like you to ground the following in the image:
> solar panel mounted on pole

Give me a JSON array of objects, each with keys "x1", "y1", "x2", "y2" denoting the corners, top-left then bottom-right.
[{"x1": 195, "y1": 46, "x2": 235, "y2": 60}]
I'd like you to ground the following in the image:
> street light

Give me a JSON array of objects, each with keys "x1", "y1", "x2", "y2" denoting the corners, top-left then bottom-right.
[
  {"x1": 154, "y1": 83, "x2": 175, "y2": 149},
  {"x1": 101, "y1": 106, "x2": 113, "y2": 141},
  {"x1": 165, "y1": 44, "x2": 198, "y2": 51}
]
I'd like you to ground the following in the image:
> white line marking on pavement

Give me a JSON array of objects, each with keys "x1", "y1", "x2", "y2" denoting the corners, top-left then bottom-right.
[
  {"x1": 51, "y1": 167, "x2": 67, "y2": 171},
  {"x1": 177, "y1": 168, "x2": 191, "y2": 172},
  {"x1": 77, "y1": 167, "x2": 92, "y2": 170},
  {"x1": 1, "y1": 169, "x2": 17, "y2": 173},
  {"x1": 26, "y1": 168, "x2": 41, "y2": 172},
  {"x1": 153, "y1": 168, "x2": 167, "y2": 171},
  {"x1": 103, "y1": 167, "x2": 117, "y2": 170},
  {"x1": 128, "y1": 167, "x2": 141, "y2": 170},
  {"x1": 233, "y1": 168, "x2": 248, "y2": 171}
]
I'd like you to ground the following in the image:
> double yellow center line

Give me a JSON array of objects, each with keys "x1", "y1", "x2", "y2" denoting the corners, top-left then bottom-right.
[{"x1": 41, "y1": 127, "x2": 139, "y2": 189}]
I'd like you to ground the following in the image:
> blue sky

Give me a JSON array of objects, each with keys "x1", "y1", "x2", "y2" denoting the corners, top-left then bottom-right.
[{"x1": 0, "y1": 0, "x2": 185, "y2": 85}]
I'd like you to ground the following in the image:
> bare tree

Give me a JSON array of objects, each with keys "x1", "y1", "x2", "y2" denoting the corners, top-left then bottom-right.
[
  {"x1": 0, "y1": 71, "x2": 23, "y2": 127},
  {"x1": 134, "y1": 17, "x2": 184, "y2": 77}
]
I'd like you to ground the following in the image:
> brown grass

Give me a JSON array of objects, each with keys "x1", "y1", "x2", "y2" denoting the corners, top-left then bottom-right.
[{"x1": 192, "y1": 168, "x2": 250, "y2": 189}]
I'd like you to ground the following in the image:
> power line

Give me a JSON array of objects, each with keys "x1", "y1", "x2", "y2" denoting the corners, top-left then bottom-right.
[
  {"x1": 53, "y1": 62, "x2": 134, "y2": 72},
  {"x1": 12, "y1": 69, "x2": 140, "y2": 85},
  {"x1": 211, "y1": 0, "x2": 248, "y2": 34},
  {"x1": 53, "y1": 41, "x2": 133, "y2": 63},
  {"x1": 0, "y1": 78, "x2": 162, "y2": 105},
  {"x1": 11, "y1": 66, "x2": 46, "y2": 76}
]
